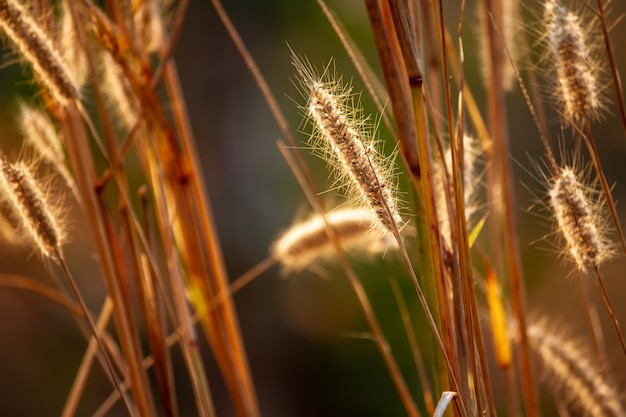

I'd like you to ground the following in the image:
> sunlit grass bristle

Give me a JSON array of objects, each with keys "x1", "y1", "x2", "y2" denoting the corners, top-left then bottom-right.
[
  {"x1": 133, "y1": 0, "x2": 165, "y2": 54},
  {"x1": 435, "y1": 133, "x2": 482, "y2": 250},
  {"x1": 18, "y1": 101, "x2": 64, "y2": 163},
  {"x1": 59, "y1": 0, "x2": 87, "y2": 88},
  {"x1": 0, "y1": 0, "x2": 79, "y2": 106},
  {"x1": 542, "y1": 0, "x2": 605, "y2": 122},
  {"x1": 271, "y1": 207, "x2": 397, "y2": 273},
  {"x1": 0, "y1": 152, "x2": 66, "y2": 261},
  {"x1": 101, "y1": 51, "x2": 140, "y2": 132},
  {"x1": 528, "y1": 320, "x2": 625, "y2": 416},
  {"x1": 291, "y1": 52, "x2": 403, "y2": 234},
  {"x1": 548, "y1": 165, "x2": 613, "y2": 273},
  {"x1": 17, "y1": 101, "x2": 77, "y2": 197}
]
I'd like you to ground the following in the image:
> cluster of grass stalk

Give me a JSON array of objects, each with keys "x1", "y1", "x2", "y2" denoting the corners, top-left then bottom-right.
[{"x1": 0, "y1": 0, "x2": 625, "y2": 415}]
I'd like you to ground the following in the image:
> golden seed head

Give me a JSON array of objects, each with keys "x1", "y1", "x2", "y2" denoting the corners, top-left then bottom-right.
[
  {"x1": 548, "y1": 167, "x2": 612, "y2": 273},
  {"x1": 436, "y1": 134, "x2": 482, "y2": 250},
  {"x1": 543, "y1": 0, "x2": 602, "y2": 122},
  {"x1": 0, "y1": 0, "x2": 79, "y2": 106},
  {"x1": 0, "y1": 154, "x2": 65, "y2": 261},
  {"x1": 18, "y1": 101, "x2": 64, "y2": 164},
  {"x1": 272, "y1": 207, "x2": 397, "y2": 273},
  {"x1": 59, "y1": 0, "x2": 88, "y2": 88},
  {"x1": 292, "y1": 53, "x2": 403, "y2": 234},
  {"x1": 101, "y1": 51, "x2": 140, "y2": 132},
  {"x1": 17, "y1": 102, "x2": 78, "y2": 198},
  {"x1": 133, "y1": 0, "x2": 164, "y2": 54},
  {"x1": 528, "y1": 320, "x2": 625, "y2": 416}
]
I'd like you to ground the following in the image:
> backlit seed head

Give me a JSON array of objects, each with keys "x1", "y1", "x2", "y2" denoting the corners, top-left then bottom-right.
[
  {"x1": 548, "y1": 166, "x2": 612, "y2": 273},
  {"x1": 59, "y1": 0, "x2": 88, "y2": 88},
  {"x1": 543, "y1": 0, "x2": 605, "y2": 122},
  {"x1": 17, "y1": 102, "x2": 78, "y2": 199},
  {"x1": 291, "y1": 52, "x2": 403, "y2": 234},
  {"x1": 0, "y1": 153, "x2": 66, "y2": 261},
  {"x1": 101, "y1": 51, "x2": 140, "y2": 132},
  {"x1": 0, "y1": 0, "x2": 80, "y2": 106},
  {"x1": 272, "y1": 207, "x2": 397, "y2": 273},
  {"x1": 435, "y1": 134, "x2": 482, "y2": 250},
  {"x1": 133, "y1": 0, "x2": 165, "y2": 54},
  {"x1": 528, "y1": 320, "x2": 625, "y2": 416},
  {"x1": 18, "y1": 101, "x2": 64, "y2": 164}
]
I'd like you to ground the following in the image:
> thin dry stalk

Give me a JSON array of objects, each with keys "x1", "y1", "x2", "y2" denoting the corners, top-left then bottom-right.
[
  {"x1": 481, "y1": 0, "x2": 537, "y2": 414},
  {"x1": 61, "y1": 298, "x2": 114, "y2": 417},
  {"x1": 161, "y1": 55, "x2": 261, "y2": 417},
  {"x1": 60, "y1": 106, "x2": 158, "y2": 417}
]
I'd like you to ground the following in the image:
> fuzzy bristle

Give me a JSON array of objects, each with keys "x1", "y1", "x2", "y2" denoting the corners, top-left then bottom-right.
[
  {"x1": 292, "y1": 54, "x2": 402, "y2": 234},
  {"x1": 59, "y1": 0, "x2": 87, "y2": 88},
  {"x1": 528, "y1": 321, "x2": 624, "y2": 416},
  {"x1": 548, "y1": 166, "x2": 612, "y2": 273},
  {"x1": 0, "y1": 153, "x2": 64, "y2": 261},
  {"x1": 18, "y1": 102, "x2": 64, "y2": 163},
  {"x1": 0, "y1": 0, "x2": 79, "y2": 106},
  {"x1": 18, "y1": 102, "x2": 77, "y2": 197},
  {"x1": 101, "y1": 51, "x2": 140, "y2": 132},
  {"x1": 543, "y1": 0, "x2": 602, "y2": 122},
  {"x1": 272, "y1": 207, "x2": 396, "y2": 273},
  {"x1": 435, "y1": 134, "x2": 481, "y2": 250},
  {"x1": 133, "y1": 0, "x2": 164, "y2": 54}
]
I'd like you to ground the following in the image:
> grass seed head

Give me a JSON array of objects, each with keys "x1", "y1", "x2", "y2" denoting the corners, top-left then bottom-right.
[
  {"x1": 59, "y1": 0, "x2": 87, "y2": 89},
  {"x1": 17, "y1": 101, "x2": 78, "y2": 198},
  {"x1": 291, "y1": 52, "x2": 403, "y2": 234},
  {"x1": 272, "y1": 207, "x2": 397, "y2": 273},
  {"x1": 133, "y1": 0, "x2": 164, "y2": 54},
  {"x1": 435, "y1": 134, "x2": 482, "y2": 250},
  {"x1": 543, "y1": 0, "x2": 604, "y2": 122},
  {"x1": 101, "y1": 51, "x2": 140, "y2": 132},
  {"x1": 0, "y1": 153, "x2": 66, "y2": 261},
  {"x1": 528, "y1": 320, "x2": 625, "y2": 416},
  {"x1": 18, "y1": 101, "x2": 64, "y2": 164},
  {"x1": 548, "y1": 166, "x2": 612, "y2": 273},
  {"x1": 0, "y1": 0, "x2": 80, "y2": 106}
]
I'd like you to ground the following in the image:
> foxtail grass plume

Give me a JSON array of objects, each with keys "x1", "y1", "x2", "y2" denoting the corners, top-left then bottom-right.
[
  {"x1": 0, "y1": 152, "x2": 65, "y2": 261},
  {"x1": 528, "y1": 321, "x2": 624, "y2": 416},
  {"x1": 272, "y1": 207, "x2": 396, "y2": 273},
  {"x1": 101, "y1": 51, "x2": 140, "y2": 132},
  {"x1": 0, "y1": 0, "x2": 79, "y2": 106},
  {"x1": 59, "y1": 0, "x2": 87, "y2": 88},
  {"x1": 17, "y1": 102, "x2": 77, "y2": 196},
  {"x1": 133, "y1": 0, "x2": 165, "y2": 54},
  {"x1": 435, "y1": 134, "x2": 481, "y2": 250},
  {"x1": 548, "y1": 166, "x2": 612, "y2": 273},
  {"x1": 18, "y1": 101, "x2": 63, "y2": 164},
  {"x1": 292, "y1": 53, "x2": 403, "y2": 234},
  {"x1": 543, "y1": 0, "x2": 603, "y2": 122}
]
